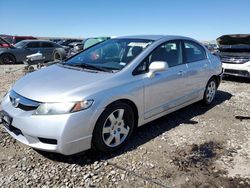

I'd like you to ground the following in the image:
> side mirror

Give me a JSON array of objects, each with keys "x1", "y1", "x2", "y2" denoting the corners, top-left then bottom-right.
[{"x1": 148, "y1": 61, "x2": 168, "y2": 78}]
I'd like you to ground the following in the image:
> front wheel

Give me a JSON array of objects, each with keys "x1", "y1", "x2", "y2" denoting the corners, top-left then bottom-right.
[
  {"x1": 0, "y1": 54, "x2": 16, "y2": 64},
  {"x1": 203, "y1": 78, "x2": 217, "y2": 105},
  {"x1": 92, "y1": 102, "x2": 135, "y2": 153}
]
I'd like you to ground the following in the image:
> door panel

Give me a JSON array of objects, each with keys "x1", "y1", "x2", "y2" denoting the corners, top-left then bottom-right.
[
  {"x1": 183, "y1": 40, "x2": 209, "y2": 97},
  {"x1": 39, "y1": 42, "x2": 55, "y2": 61},
  {"x1": 141, "y1": 40, "x2": 190, "y2": 119},
  {"x1": 186, "y1": 59, "x2": 209, "y2": 96},
  {"x1": 144, "y1": 64, "x2": 188, "y2": 119},
  {"x1": 24, "y1": 41, "x2": 41, "y2": 59}
]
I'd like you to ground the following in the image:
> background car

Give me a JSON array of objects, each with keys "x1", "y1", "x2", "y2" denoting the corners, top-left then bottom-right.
[
  {"x1": 83, "y1": 37, "x2": 110, "y2": 49},
  {"x1": 67, "y1": 37, "x2": 110, "y2": 57},
  {"x1": 217, "y1": 34, "x2": 250, "y2": 78},
  {"x1": 0, "y1": 40, "x2": 67, "y2": 64},
  {"x1": 0, "y1": 35, "x2": 37, "y2": 45},
  {"x1": 57, "y1": 39, "x2": 83, "y2": 47},
  {"x1": 0, "y1": 37, "x2": 12, "y2": 48},
  {"x1": 204, "y1": 43, "x2": 219, "y2": 53}
]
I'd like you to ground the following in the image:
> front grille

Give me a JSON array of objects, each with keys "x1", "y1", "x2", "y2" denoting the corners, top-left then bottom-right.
[
  {"x1": 221, "y1": 56, "x2": 250, "y2": 64},
  {"x1": 224, "y1": 69, "x2": 250, "y2": 77},
  {"x1": 9, "y1": 90, "x2": 40, "y2": 111}
]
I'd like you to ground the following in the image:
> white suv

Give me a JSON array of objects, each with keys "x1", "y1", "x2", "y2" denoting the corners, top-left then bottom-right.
[{"x1": 217, "y1": 34, "x2": 250, "y2": 78}]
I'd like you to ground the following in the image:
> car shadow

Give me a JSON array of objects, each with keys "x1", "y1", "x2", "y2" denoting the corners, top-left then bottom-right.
[{"x1": 37, "y1": 90, "x2": 232, "y2": 166}]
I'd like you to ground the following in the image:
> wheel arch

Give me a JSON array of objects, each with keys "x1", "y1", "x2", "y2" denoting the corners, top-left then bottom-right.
[
  {"x1": 53, "y1": 48, "x2": 67, "y2": 60},
  {"x1": 104, "y1": 98, "x2": 139, "y2": 128},
  {"x1": 209, "y1": 75, "x2": 221, "y2": 88}
]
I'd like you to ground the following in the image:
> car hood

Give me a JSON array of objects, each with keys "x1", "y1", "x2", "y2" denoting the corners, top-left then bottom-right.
[
  {"x1": 217, "y1": 34, "x2": 250, "y2": 46},
  {"x1": 12, "y1": 64, "x2": 115, "y2": 102},
  {"x1": 217, "y1": 34, "x2": 250, "y2": 53},
  {"x1": 0, "y1": 46, "x2": 15, "y2": 52}
]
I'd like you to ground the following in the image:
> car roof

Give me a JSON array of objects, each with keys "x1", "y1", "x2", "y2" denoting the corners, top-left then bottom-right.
[
  {"x1": 116, "y1": 35, "x2": 195, "y2": 41},
  {"x1": 18, "y1": 40, "x2": 53, "y2": 43}
]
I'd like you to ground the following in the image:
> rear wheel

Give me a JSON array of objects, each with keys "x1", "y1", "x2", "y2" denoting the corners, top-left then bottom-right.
[
  {"x1": 203, "y1": 78, "x2": 217, "y2": 105},
  {"x1": 53, "y1": 51, "x2": 62, "y2": 61},
  {"x1": 92, "y1": 102, "x2": 135, "y2": 153},
  {"x1": 0, "y1": 54, "x2": 16, "y2": 64}
]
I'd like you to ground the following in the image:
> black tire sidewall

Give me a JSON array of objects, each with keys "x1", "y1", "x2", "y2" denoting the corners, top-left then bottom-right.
[
  {"x1": 203, "y1": 78, "x2": 217, "y2": 105},
  {"x1": 53, "y1": 51, "x2": 62, "y2": 61},
  {"x1": 0, "y1": 54, "x2": 15, "y2": 64},
  {"x1": 92, "y1": 102, "x2": 135, "y2": 153}
]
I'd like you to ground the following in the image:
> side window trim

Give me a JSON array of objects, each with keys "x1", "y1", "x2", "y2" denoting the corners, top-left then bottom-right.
[{"x1": 182, "y1": 40, "x2": 207, "y2": 63}]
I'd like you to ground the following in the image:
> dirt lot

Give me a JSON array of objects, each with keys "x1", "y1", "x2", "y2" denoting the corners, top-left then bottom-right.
[{"x1": 0, "y1": 65, "x2": 249, "y2": 188}]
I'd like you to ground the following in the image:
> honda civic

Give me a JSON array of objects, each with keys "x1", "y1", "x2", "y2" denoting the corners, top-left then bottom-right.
[{"x1": 0, "y1": 35, "x2": 222, "y2": 155}]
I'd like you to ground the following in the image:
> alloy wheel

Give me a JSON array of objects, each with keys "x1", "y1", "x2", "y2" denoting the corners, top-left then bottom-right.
[
  {"x1": 206, "y1": 80, "x2": 216, "y2": 103},
  {"x1": 102, "y1": 109, "x2": 130, "y2": 147}
]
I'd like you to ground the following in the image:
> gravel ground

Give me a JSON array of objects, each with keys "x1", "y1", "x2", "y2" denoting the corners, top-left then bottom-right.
[{"x1": 0, "y1": 65, "x2": 250, "y2": 188}]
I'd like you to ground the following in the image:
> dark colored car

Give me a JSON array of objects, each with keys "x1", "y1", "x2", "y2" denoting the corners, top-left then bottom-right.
[
  {"x1": 57, "y1": 39, "x2": 83, "y2": 47},
  {"x1": 0, "y1": 37, "x2": 12, "y2": 48},
  {"x1": 0, "y1": 40, "x2": 67, "y2": 64},
  {"x1": 0, "y1": 35, "x2": 37, "y2": 45}
]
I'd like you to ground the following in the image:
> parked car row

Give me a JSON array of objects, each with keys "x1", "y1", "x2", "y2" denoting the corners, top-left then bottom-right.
[
  {"x1": 0, "y1": 40, "x2": 68, "y2": 64},
  {"x1": 0, "y1": 34, "x2": 111, "y2": 65},
  {"x1": 67, "y1": 37, "x2": 111, "y2": 56},
  {"x1": 0, "y1": 34, "x2": 37, "y2": 45}
]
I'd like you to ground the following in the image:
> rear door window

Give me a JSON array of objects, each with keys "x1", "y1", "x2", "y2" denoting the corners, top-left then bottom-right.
[
  {"x1": 26, "y1": 42, "x2": 41, "y2": 48},
  {"x1": 41, "y1": 42, "x2": 54, "y2": 48},
  {"x1": 183, "y1": 41, "x2": 206, "y2": 63}
]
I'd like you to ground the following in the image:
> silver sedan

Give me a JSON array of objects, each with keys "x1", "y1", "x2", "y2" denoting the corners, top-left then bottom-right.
[{"x1": 0, "y1": 35, "x2": 222, "y2": 155}]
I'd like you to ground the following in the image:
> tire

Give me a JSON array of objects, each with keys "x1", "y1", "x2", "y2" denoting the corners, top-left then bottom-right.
[
  {"x1": 92, "y1": 102, "x2": 135, "y2": 153},
  {"x1": 0, "y1": 54, "x2": 16, "y2": 64},
  {"x1": 53, "y1": 51, "x2": 62, "y2": 61},
  {"x1": 203, "y1": 78, "x2": 217, "y2": 105}
]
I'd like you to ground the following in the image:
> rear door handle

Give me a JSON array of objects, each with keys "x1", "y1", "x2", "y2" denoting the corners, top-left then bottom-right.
[{"x1": 178, "y1": 70, "x2": 185, "y2": 76}]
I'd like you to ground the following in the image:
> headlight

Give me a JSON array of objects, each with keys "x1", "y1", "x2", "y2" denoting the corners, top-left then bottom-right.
[{"x1": 34, "y1": 100, "x2": 94, "y2": 115}]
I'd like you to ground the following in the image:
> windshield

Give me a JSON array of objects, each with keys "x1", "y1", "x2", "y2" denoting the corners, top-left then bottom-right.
[
  {"x1": 14, "y1": 41, "x2": 28, "y2": 48},
  {"x1": 65, "y1": 38, "x2": 153, "y2": 71}
]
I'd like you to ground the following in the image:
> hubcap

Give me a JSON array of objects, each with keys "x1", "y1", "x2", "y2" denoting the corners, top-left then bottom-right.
[
  {"x1": 102, "y1": 109, "x2": 130, "y2": 147},
  {"x1": 206, "y1": 81, "x2": 216, "y2": 103}
]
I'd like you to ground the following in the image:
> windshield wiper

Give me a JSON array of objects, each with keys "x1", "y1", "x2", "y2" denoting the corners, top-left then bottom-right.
[{"x1": 69, "y1": 63, "x2": 114, "y2": 72}]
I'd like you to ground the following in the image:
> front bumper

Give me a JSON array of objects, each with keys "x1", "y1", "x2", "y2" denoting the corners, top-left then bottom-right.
[
  {"x1": 222, "y1": 62, "x2": 250, "y2": 78},
  {"x1": 0, "y1": 94, "x2": 102, "y2": 155}
]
